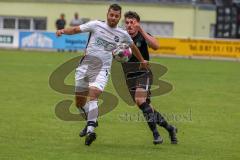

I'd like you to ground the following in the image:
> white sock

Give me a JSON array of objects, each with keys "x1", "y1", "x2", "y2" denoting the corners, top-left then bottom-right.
[
  {"x1": 86, "y1": 100, "x2": 98, "y2": 133},
  {"x1": 87, "y1": 126, "x2": 95, "y2": 133},
  {"x1": 83, "y1": 103, "x2": 90, "y2": 113}
]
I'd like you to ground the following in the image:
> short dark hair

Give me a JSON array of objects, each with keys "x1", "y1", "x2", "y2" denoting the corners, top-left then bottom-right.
[
  {"x1": 124, "y1": 11, "x2": 140, "y2": 22},
  {"x1": 108, "y1": 3, "x2": 122, "y2": 14}
]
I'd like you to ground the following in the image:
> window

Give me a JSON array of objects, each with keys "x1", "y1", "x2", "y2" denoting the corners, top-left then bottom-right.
[
  {"x1": 0, "y1": 16, "x2": 47, "y2": 31},
  {"x1": 33, "y1": 18, "x2": 46, "y2": 30},
  {"x1": 141, "y1": 21, "x2": 174, "y2": 36},
  {"x1": 18, "y1": 19, "x2": 31, "y2": 29},
  {"x1": 3, "y1": 18, "x2": 15, "y2": 29}
]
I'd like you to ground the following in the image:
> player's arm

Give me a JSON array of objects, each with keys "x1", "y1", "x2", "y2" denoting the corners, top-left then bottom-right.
[
  {"x1": 56, "y1": 26, "x2": 81, "y2": 36},
  {"x1": 134, "y1": 20, "x2": 159, "y2": 50},
  {"x1": 139, "y1": 27, "x2": 159, "y2": 50},
  {"x1": 130, "y1": 43, "x2": 149, "y2": 69}
]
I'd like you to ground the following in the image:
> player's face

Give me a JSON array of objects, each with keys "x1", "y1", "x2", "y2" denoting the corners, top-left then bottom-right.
[
  {"x1": 107, "y1": 9, "x2": 121, "y2": 28},
  {"x1": 125, "y1": 18, "x2": 138, "y2": 36}
]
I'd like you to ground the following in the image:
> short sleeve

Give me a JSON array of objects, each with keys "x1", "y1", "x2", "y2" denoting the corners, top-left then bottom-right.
[
  {"x1": 79, "y1": 20, "x2": 97, "y2": 32},
  {"x1": 124, "y1": 33, "x2": 134, "y2": 45}
]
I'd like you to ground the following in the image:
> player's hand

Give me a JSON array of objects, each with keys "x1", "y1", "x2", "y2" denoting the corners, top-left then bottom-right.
[
  {"x1": 132, "y1": 19, "x2": 141, "y2": 31},
  {"x1": 56, "y1": 29, "x2": 64, "y2": 37},
  {"x1": 139, "y1": 60, "x2": 149, "y2": 70}
]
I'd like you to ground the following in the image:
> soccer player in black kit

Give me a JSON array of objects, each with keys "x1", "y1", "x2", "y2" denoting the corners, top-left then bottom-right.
[{"x1": 123, "y1": 11, "x2": 178, "y2": 144}]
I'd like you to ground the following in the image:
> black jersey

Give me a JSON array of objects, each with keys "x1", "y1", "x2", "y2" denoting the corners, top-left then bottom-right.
[
  {"x1": 122, "y1": 31, "x2": 151, "y2": 74},
  {"x1": 129, "y1": 32, "x2": 150, "y2": 62},
  {"x1": 121, "y1": 31, "x2": 153, "y2": 104}
]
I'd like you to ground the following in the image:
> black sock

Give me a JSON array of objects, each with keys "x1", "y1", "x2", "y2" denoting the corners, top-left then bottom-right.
[
  {"x1": 154, "y1": 110, "x2": 173, "y2": 131},
  {"x1": 139, "y1": 102, "x2": 158, "y2": 134}
]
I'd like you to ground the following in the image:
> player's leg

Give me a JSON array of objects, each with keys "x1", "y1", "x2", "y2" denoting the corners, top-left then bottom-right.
[
  {"x1": 75, "y1": 59, "x2": 100, "y2": 138},
  {"x1": 75, "y1": 64, "x2": 91, "y2": 137},
  {"x1": 84, "y1": 86, "x2": 102, "y2": 146},
  {"x1": 152, "y1": 107, "x2": 178, "y2": 144},
  {"x1": 75, "y1": 91, "x2": 90, "y2": 137},
  {"x1": 135, "y1": 87, "x2": 163, "y2": 144},
  {"x1": 76, "y1": 91, "x2": 99, "y2": 137},
  {"x1": 84, "y1": 69, "x2": 109, "y2": 146},
  {"x1": 75, "y1": 91, "x2": 88, "y2": 118},
  {"x1": 141, "y1": 71, "x2": 178, "y2": 144}
]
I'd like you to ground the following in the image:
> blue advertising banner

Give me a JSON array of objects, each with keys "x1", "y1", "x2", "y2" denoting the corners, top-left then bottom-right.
[{"x1": 19, "y1": 31, "x2": 89, "y2": 50}]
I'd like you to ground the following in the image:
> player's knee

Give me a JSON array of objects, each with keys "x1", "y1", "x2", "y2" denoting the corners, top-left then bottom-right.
[
  {"x1": 89, "y1": 87, "x2": 102, "y2": 101},
  {"x1": 135, "y1": 89, "x2": 147, "y2": 106},
  {"x1": 135, "y1": 97, "x2": 146, "y2": 107},
  {"x1": 89, "y1": 96, "x2": 98, "y2": 101}
]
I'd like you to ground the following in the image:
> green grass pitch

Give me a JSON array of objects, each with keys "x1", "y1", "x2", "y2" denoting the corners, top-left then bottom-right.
[{"x1": 0, "y1": 49, "x2": 239, "y2": 160}]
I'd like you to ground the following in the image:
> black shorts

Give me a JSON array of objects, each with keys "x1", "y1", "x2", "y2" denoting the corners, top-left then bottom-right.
[{"x1": 121, "y1": 63, "x2": 153, "y2": 104}]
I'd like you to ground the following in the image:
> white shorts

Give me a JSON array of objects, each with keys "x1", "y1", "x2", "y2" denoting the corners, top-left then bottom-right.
[{"x1": 75, "y1": 63, "x2": 110, "y2": 92}]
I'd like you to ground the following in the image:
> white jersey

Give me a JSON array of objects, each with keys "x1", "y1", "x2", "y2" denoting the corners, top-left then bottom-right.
[{"x1": 79, "y1": 20, "x2": 133, "y2": 70}]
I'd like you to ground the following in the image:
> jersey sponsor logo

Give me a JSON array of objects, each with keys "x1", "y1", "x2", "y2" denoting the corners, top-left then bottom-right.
[
  {"x1": 95, "y1": 37, "x2": 117, "y2": 51},
  {"x1": 136, "y1": 41, "x2": 142, "y2": 47},
  {"x1": 114, "y1": 36, "x2": 119, "y2": 42}
]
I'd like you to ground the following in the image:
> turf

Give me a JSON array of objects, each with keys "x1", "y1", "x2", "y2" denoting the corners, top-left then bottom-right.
[{"x1": 0, "y1": 49, "x2": 239, "y2": 160}]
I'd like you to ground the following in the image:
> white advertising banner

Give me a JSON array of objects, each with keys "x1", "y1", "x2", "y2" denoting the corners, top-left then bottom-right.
[{"x1": 0, "y1": 30, "x2": 19, "y2": 48}]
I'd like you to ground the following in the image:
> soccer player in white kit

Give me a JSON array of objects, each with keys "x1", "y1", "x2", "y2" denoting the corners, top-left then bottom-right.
[{"x1": 56, "y1": 4, "x2": 148, "y2": 146}]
